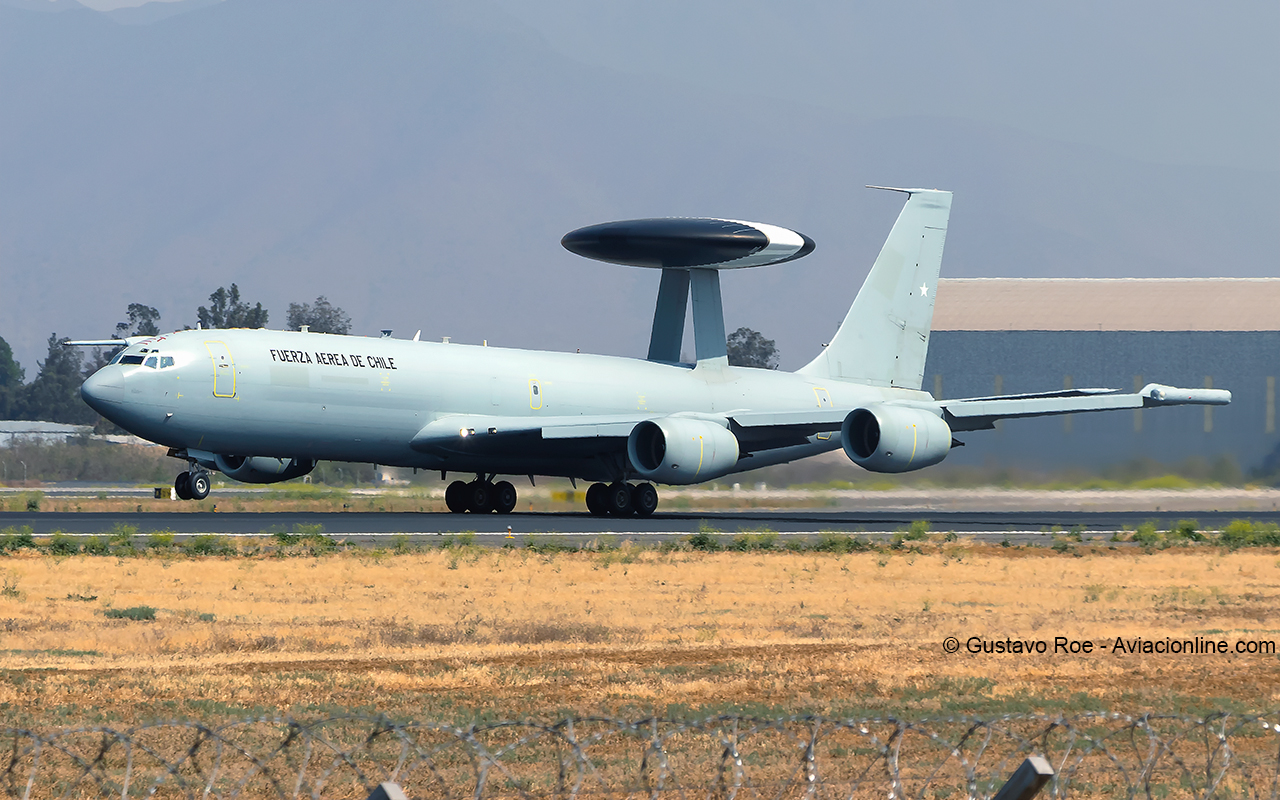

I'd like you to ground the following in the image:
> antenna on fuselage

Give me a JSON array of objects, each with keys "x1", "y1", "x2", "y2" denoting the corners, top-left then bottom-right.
[{"x1": 561, "y1": 218, "x2": 814, "y2": 367}]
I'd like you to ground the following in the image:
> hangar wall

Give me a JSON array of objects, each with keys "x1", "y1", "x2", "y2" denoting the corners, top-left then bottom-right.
[
  {"x1": 924, "y1": 331, "x2": 1278, "y2": 472},
  {"x1": 922, "y1": 280, "x2": 1280, "y2": 473}
]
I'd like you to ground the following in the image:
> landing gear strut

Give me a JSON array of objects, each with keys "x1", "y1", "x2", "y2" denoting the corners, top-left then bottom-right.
[
  {"x1": 445, "y1": 477, "x2": 517, "y2": 514},
  {"x1": 585, "y1": 482, "x2": 658, "y2": 517}
]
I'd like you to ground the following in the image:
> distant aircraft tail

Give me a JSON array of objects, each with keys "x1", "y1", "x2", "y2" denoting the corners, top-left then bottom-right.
[{"x1": 797, "y1": 187, "x2": 952, "y2": 389}]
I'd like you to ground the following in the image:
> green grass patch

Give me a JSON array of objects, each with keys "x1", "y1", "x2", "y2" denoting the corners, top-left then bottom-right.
[
  {"x1": 183, "y1": 534, "x2": 236, "y2": 556},
  {"x1": 0, "y1": 526, "x2": 37, "y2": 552},
  {"x1": 104, "y1": 606, "x2": 156, "y2": 621},
  {"x1": 1220, "y1": 519, "x2": 1280, "y2": 549}
]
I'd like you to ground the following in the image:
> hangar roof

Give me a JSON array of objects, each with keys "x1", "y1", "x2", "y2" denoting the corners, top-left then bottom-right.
[{"x1": 933, "y1": 278, "x2": 1280, "y2": 331}]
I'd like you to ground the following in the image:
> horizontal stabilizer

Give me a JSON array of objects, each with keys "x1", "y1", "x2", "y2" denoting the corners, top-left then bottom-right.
[{"x1": 64, "y1": 337, "x2": 145, "y2": 347}]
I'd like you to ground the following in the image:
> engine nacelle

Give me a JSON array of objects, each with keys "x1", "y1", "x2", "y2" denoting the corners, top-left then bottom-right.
[
  {"x1": 214, "y1": 455, "x2": 316, "y2": 484},
  {"x1": 841, "y1": 405, "x2": 952, "y2": 473},
  {"x1": 627, "y1": 417, "x2": 740, "y2": 485}
]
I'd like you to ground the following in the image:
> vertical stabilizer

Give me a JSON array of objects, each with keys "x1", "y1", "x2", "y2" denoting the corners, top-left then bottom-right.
[{"x1": 798, "y1": 188, "x2": 952, "y2": 389}]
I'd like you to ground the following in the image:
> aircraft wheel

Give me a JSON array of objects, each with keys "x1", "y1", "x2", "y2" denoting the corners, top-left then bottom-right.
[
  {"x1": 189, "y1": 471, "x2": 211, "y2": 501},
  {"x1": 606, "y1": 482, "x2": 633, "y2": 517},
  {"x1": 174, "y1": 472, "x2": 193, "y2": 501},
  {"x1": 466, "y1": 480, "x2": 494, "y2": 513},
  {"x1": 493, "y1": 481, "x2": 518, "y2": 514},
  {"x1": 585, "y1": 483, "x2": 609, "y2": 517},
  {"x1": 631, "y1": 482, "x2": 658, "y2": 517},
  {"x1": 445, "y1": 480, "x2": 469, "y2": 513},
  {"x1": 586, "y1": 483, "x2": 611, "y2": 514}
]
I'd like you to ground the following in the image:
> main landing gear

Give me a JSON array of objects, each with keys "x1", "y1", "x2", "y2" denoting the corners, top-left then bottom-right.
[
  {"x1": 173, "y1": 469, "x2": 211, "y2": 501},
  {"x1": 445, "y1": 477, "x2": 518, "y2": 514},
  {"x1": 585, "y1": 482, "x2": 658, "y2": 518}
]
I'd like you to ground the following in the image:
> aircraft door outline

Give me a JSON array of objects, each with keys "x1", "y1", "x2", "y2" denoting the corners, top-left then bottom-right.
[{"x1": 206, "y1": 341, "x2": 236, "y2": 398}]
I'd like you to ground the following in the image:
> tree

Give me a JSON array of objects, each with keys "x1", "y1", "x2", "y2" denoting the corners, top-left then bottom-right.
[
  {"x1": 287, "y1": 296, "x2": 352, "y2": 335},
  {"x1": 0, "y1": 336, "x2": 25, "y2": 420},
  {"x1": 116, "y1": 303, "x2": 162, "y2": 338},
  {"x1": 726, "y1": 327, "x2": 779, "y2": 369},
  {"x1": 16, "y1": 334, "x2": 95, "y2": 424},
  {"x1": 197, "y1": 284, "x2": 268, "y2": 329}
]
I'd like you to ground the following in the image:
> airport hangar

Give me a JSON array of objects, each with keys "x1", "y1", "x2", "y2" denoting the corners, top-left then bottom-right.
[{"x1": 922, "y1": 278, "x2": 1279, "y2": 475}]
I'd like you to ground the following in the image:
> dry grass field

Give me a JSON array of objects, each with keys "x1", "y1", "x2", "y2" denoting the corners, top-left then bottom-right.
[{"x1": 0, "y1": 542, "x2": 1277, "y2": 731}]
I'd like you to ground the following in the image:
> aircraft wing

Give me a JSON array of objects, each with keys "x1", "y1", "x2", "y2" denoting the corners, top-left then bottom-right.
[
  {"x1": 939, "y1": 383, "x2": 1231, "y2": 431},
  {"x1": 413, "y1": 410, "x2": 833, "y2": 459},
  {"x1": 412, "y1": 382, "x2": 1230, "y2": 457},
  {"x1": 726, "y1": 382, "x2": 1231, "y2": 438}
]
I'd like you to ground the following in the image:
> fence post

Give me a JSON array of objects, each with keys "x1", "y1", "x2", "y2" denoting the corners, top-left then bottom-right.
[
  {"x1": 992, "y1": 756, "x2": 1053, "y2": 800},
  {"x1": 365, "y1": 782, "x2": 408, "y2": 800}
]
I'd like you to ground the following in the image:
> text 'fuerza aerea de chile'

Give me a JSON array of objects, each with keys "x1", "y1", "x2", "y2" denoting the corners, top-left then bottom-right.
[{"x1": 268, "y1": 349, "x2": 397, "y2": 370}]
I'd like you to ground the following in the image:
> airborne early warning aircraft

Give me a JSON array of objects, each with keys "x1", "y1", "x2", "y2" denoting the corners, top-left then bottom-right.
[{"x1": 75, "y1": 187, "x2": 1230, "y2": 516}]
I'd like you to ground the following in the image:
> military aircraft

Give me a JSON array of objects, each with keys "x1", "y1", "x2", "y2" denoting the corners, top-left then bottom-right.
[{"x1": 75, "y1": 187, "x2": 1230, "y2": 516}]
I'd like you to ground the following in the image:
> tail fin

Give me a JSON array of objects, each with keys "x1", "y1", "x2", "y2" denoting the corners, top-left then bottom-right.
[{"x1": 798, "y1": 187, "x2": 952, "y2": 389}]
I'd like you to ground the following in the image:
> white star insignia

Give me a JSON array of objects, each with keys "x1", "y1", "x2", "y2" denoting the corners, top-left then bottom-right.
[{"x1": 919, "y1": 283, "x2": 929, "y2": 297}]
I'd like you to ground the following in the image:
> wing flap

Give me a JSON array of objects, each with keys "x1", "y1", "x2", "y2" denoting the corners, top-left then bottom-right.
[
  {"x1": 729, "y1": 409, "x2": 848, "y2": 429},
  {"x1": 410, "y1": 413, "x2": 649, "y2": 454},
  {"x1": 543, "y1": 421, "x2": 640, "y2": 439}
]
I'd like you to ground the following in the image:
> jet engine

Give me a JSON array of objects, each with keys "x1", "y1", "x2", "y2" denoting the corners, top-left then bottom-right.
[
  {"x1": 841, "y1": 405, "x2": 952, "y2": 473},
  {"x1": 214, "y1": 455, "x2": 316, "y2": 484},
  {"x1": 627, "y1": 417, "x2": 740, "y2": 485}
]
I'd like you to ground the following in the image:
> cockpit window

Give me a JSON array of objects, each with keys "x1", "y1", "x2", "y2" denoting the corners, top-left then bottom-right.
[
  {"x1": 144, "y1": 356, "x2": 158, "y2": 369},
  {"x1": 109, "y1": 351, "x2": 124, "y2": 365},
  {"x1": 160, "y1": 356, "x2": 175, "y2": 369},
  {"x1": 120, "y1": 355, "x2": 145, "y2": 365}
]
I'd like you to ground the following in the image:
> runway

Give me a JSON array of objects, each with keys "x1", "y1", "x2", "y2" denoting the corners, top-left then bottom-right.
[{"x1": 3, "y1": 509, "x2": 1277, "y2": 547}]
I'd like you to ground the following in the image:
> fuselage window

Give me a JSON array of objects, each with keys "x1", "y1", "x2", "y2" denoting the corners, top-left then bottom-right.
[
  {"x1": 160, "y1": 356, "x2": 175, "y2": 369},
  {"x1": 144, "y1": 356, "x2": 158, "y2": 369},
  {"x1": 120, "y1": 355, "x2": 145, "y2": 365}
]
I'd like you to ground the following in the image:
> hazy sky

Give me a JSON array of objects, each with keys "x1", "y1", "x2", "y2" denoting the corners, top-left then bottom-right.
[
  {"x1": 65, "y1": 0, "x2": 185, "y2": 9},
  {"x1": 495, "y1": 1, "x2": 1279, "y2": 172},
  {"x1": 1, "y1": 0, "x2": 1276, "y2": 376},
  {"x1": 45, "y1": 0, "x2": 1280, "y2": 172}
]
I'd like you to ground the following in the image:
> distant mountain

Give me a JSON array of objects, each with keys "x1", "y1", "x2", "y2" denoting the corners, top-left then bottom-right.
[{"x1": 0, "y1": 0, "x2": 1273, "y2": 375}]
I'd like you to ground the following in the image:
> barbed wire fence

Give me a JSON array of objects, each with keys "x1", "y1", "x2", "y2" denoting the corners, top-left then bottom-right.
[{"x1": 2, "y1": 711, "x2": 1278, "y2": 799}]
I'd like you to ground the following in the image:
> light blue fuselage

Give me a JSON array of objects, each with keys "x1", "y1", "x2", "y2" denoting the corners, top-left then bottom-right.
[{"x1": 82, "y1": 328, "x2": 923, "y2": 482}]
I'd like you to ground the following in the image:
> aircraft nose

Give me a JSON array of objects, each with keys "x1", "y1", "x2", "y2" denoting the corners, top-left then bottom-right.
[{"x1": 80, "y1": 369, "x2": 123, "y2": 414}]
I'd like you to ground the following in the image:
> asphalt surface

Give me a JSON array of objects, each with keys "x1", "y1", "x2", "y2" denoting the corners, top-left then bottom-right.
[{"x1": 2, "y1": 509, "x2": 1278, "y2": 547}]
